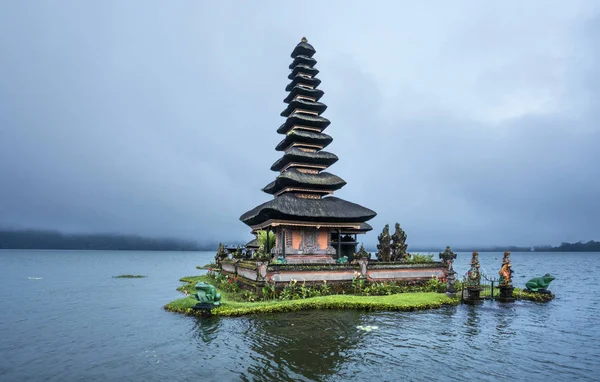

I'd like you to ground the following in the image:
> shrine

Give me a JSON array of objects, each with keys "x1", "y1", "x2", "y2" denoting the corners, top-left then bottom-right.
[{"x1": 240, "y1": 37, "x2": 377, "y2": 264}]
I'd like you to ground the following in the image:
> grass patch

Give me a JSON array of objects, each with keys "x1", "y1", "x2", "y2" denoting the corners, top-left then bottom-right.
[
  {"x1": 165, "y1": 275, "x2": 459, "y2": 317},
  {"x1": 514, "y1": 288, "x2": 555, "y2": 302},
  {"x1": 113, "y1": 274, "x2": 147, "y2": 278},
  {"x1": 462, "y1": 286, "x2": 555, "y2": 302},
  {"x1": 196, "y1": 263, "x2": 217, "y2": 270}
]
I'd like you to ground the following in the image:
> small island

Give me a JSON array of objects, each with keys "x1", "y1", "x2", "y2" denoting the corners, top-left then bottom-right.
[{"x1": 164, "y1": 38, "x2": 553, "y2": 318}]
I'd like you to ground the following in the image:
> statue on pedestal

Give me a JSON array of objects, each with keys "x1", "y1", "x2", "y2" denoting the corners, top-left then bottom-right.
[
  {"x1": 439, "y1": 246, "x2": 458, "y2": 296},
  {"x1": 525, "y1": 274, "x2": 555, "y2": 293},
  {"x1": 499, "y1": 251, "x2": 513, "y2": 287},
  {"x1": 467, "y1": 251, "x2": 481, "y2": 287},
  {"x1": 376, "y1": 224, "x2": 392, "y2": 262},
  {"x1": 215, "y1": 243, "x2": 228, "y2": 266},
  {"x1": 192, "y1": 281, "x2": 222, "y2": 312},
  {"x1": 498, "y1": 251, "x2": 515, "y2": 302},
  {"x1": 391, "y1": 223, "x2": 409, "y2": 261},
  {"x1": 356, "y1": 243, "x2": 370, "y2": 260},
  {"x1": 464, "y1": 251, "x2": 482, "y2": 304}
]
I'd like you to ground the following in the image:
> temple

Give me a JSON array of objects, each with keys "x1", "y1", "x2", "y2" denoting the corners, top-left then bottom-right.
[{"x1": 240, "y1": 37, "x2": 377, "y2": 264}]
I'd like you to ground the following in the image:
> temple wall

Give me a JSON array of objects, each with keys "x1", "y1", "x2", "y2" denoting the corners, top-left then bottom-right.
[
  {"x1": 270, "y1": 270, "x2": 356, "y2": 283},
  {"x1": 237, "y1": 267, "x2": 258, "y2": 281},
  {"x1": 292, "y1": 229, "x2": 302, "y2": 250},
  {"x1": 367, "y1": 267, "x2": 445, "y2": 281},
  {"x1": 225, "y1": 260, "x2": 447, "y2": 286},
  {"x1": 221, "y1": 262, "x2": 236, "y2": 274},
  {"x1": 317, "y1": 228, "x2": 328, "y2": 250}
]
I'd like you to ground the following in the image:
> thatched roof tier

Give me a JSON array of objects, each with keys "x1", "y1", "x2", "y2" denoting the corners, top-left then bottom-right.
[
  {"x1": 277, "y1": 113, "x2": 331, "y2": 134},
  {"x1": 351, "y1": 222, "x2": 374, "y2": 233},
  {"x1": 275, "y1": 130, "x2": 333, "y2": 151},
  {"x1": 291, "y1": 39, "x2": 316, "y2": 58},
  {"x1": 240, "y1": 193, "x2": 377, "y2": 226},
  {"x1": 245, "y1": 238, "x2": 259, "y2": 248},
  {"x1": 288, "y1": 65, "x2": 319, "y2": 79},
  {"x1": 283, "y1": 86, "x2": 324, "y2": 103},
  {"x1": 270, "y1": 148, "x2": 338, "y2": 171},
  {"x1": 280, "y1": 99, "x2": 327, "y2": 117},
  {"x1": 285, "y1": 75, "x2": 321, "y2": 92},
  {"x1": 262, "y1": 169, "x2": 346, "y2": 195},
  {"x1": 289, "y1": 55, "x2": 317, "y2": 69}
]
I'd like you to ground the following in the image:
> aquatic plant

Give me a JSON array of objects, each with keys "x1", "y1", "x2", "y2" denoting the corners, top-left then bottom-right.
[{"x1": 113, "y1": 275, "x2": 147, "y2": 278}]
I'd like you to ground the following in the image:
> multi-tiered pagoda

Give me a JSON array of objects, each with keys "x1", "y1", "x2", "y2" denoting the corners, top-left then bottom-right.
[{"x1": 240, "y1": 38, "x2": 376, "y2": 264}]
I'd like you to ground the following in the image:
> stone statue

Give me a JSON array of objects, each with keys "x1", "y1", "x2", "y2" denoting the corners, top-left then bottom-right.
[
  {"x1": 233, "y1": 246, "x2": 244, "y2": 260},
  {"x1": 215, "y1": 243, "x2": 228, "y2": 265},
  {"x1": 439, "y1": 246, "x2": 457, "y2": 296},
  {"x1": 193, "y1": 281, "x2": 222, "y2": 310},
  {"x1": 467, "y1": 251, "x2": 481, "y2": 287},
  {"x1": 356, "y1": 243, "x2": 370, "y2": 260},
  {"x1": 391, "y1": 223, "x2": 408, "y2": 261},
  {"x1": 499, "y1": 251, "x2": 513, "y2": 287},
  {"x1": 439, "y1": 246, "x2": 457, "y2": 267},
  {"x1": 376, "y1": 224, "x2": 392, "y2": 262},
  {"x1": 336, "y1": 256, "x2": 348, "y2": 264},
  {"x1": 525, "y1": 274, "x2": 555, "y2": 292}
]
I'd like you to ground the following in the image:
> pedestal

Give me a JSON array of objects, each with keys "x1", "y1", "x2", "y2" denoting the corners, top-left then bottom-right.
[
  {"x1": 498, "y1": 285, "x2": 515, "y2": 302},
  {"x1": 464, "y1": 287, "x2": 483, "y2": 305},
  {"x1": 285, "y1": 255, "x2": 335, "y2": 264}
]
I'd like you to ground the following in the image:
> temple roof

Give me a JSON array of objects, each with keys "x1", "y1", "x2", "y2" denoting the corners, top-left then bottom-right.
[
  {"x1": 245, "y1": 238, "x2": 259, "y2": 248},
  {"x1": 239, "y1": 38, "x2": 377, "y2": 231},
  {"x1": 270, "y1": 148, "x2": 338, "y2": 171},
  {"x1": 240, "y1": 193, "x2": 377, "y2": 226},
  {"x1": 288, "y1": 65, "x2": 319, "y2": 79},
  {"x1": 289, "y1": 55, "x2": 317, "y2": 69},
  {"x1": 262, "y1": 169, "x2": 346, "y2": 195},
  {"x1": 291, "y1": 38, "x2": 316, "y2": 58},
  {"x1": 277, "y1": 113, "x2": 331, "y2": 134},
  {"x1": 280, "y1": 99, "x2": 327, "y2": 117},
  {"x1": 283, "y1": 86, "x2": 324, "y2": 103},
  {"x1": 285, "y1": 75, "x2": 321, "y2": 92},
  {"x1": 275, "y1": 130, "x2": 333, "y2": 151}
]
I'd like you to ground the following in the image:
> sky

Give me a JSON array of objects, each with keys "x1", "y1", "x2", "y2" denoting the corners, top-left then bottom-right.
[{"x1": 0, "y1": 1, "x2": 599, "y2": 248}]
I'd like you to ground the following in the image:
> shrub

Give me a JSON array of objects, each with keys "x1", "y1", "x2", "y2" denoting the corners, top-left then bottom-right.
[{"x1": 406, "y1": 253, "x2": 435, "y2": 263}]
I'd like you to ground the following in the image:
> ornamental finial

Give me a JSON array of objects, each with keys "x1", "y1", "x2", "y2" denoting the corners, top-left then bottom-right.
[{"x1": 301, "y1": 37, "x2": 307, "y2": 43}]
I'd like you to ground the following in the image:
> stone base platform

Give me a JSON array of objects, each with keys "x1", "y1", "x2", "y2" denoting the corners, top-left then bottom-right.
[
  {"x1": 464, "y1": 287, "x2": 483, "y2": 305},
  {"x1": 219, "y1": 259, "x2": 447, "y2": 288},
  {"x1": 285, "y1": 255, "x2": 336, "y2": 264},
  {"x1": 497, "y1": 286, "x2": 516, "y2": 302}
]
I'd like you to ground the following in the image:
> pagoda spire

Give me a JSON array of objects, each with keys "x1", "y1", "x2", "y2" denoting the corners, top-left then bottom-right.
[
  {"x1": 263, "y1": 38, "x2": 344, "y2": 198},
  {"x1": 240, "y1": 38, "x2": 376, "y2": 237}
]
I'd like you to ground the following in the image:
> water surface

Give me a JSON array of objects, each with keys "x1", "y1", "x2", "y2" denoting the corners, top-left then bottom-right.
[{"x1": 0, "y1": 250, "x2": 598, "y2": 381}]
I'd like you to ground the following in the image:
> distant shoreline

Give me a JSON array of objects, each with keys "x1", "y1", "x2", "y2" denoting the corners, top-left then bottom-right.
[{"x1": 1, "y1": 229, "x2": 598, "y2": 252}]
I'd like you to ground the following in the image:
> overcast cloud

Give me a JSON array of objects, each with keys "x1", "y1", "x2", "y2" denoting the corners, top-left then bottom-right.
[{"x1": 0, "y1": 1, "x2": 598, "y2": 247}]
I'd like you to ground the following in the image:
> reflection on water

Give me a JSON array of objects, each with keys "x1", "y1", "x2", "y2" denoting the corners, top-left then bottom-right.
[
  {"x1": 243, "y1": 311, "x2": 363, "y2": 381},
  {"x1": 465, "y1": 306, "x2": 481, "y2": 338},
  {"x1": 1, "y1": 250, "x2": 600, "y2": 381}
]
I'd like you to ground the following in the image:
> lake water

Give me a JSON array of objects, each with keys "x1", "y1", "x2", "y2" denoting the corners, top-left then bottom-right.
[{"x1": 0, "y1": 250, "x2": 599, "y2": 381}]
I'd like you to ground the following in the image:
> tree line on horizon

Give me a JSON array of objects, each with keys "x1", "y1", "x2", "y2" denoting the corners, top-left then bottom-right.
[
  {"x1": 0, "y1": 229, "x2": 598, "y2": 252},
  {"x1": 0, "y1": 229, "x2": 219, "y2": 251}
]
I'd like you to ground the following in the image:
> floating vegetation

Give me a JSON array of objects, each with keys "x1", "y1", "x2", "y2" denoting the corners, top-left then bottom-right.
[
  {"x1": 357, "y1": 325, "x2": 379, "y2": 332},
  {"x1": 113, "y1": 275, "x2": 147, "y2": 279}
]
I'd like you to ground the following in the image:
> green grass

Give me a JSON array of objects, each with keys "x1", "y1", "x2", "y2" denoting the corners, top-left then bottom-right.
[
  {"x1": 463, "y1": 286, "x2": 555, "y2": 302},
  {"x1": 113, "y1": 274, "x2": 147, "y2": 278},
  {"x1": 196, "y1": 263, "x2": 217, "y2": 270},
  {"x1": 165, "y1": 275, "x2": 459, "y2": 317}
]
